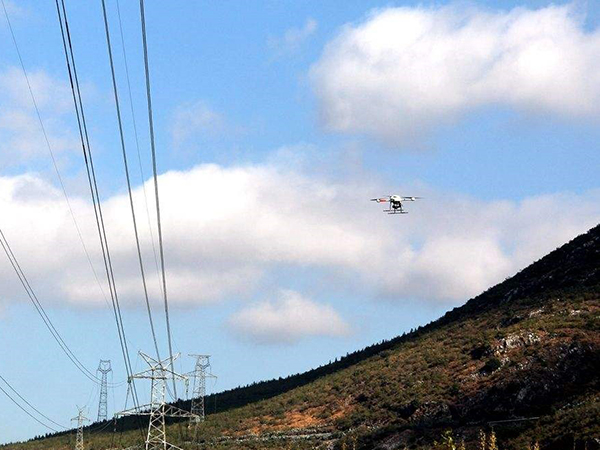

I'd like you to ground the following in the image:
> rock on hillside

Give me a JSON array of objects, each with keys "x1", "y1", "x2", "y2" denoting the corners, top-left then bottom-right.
[
  {"x1": 187, "y1": 224, "x2": 600, "y2": 449},
  {"x1": 3, "y1": 225, "x2": 599, "y2": 450}
]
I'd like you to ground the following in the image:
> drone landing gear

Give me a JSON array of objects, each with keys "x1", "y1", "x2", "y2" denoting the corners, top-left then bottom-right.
[{"x1": 386, "y1": 201, "x2": 407, "y2": 214}]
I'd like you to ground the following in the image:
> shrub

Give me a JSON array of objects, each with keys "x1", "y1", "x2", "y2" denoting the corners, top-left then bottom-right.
[{"x1": 481, "y1": 358, "x2": 502, "y2": 374}]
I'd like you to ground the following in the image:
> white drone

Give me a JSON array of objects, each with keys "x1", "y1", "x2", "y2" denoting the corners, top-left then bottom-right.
[{"x1": 371, "y1": 195, "x2": 422, "y2": 214}]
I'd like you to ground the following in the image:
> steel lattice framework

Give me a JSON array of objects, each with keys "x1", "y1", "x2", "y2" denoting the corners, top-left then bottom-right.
[
  {"x1": 117, "y1": 352, "x2": 198, "y2": 450},
  {"x1": 97, "y1": 360, "x2": 112, "y2": 421},
  {"x1": 187, "y1": 354, "x2": 216, "y2": 426},
  {"x1": 71, "y1": 407, "x2": 89, "y2": 450}
]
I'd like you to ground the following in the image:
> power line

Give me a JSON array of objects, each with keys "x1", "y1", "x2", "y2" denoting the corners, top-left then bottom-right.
[
  {"x1": 0, "y1": 374, "x2": 67, "y2": 430},
  {"x1": 115, "y1": 0, "x2": 164, "y2": 301},
  {"x1": 139, "y1": 0, "x2": 177, "y2": 399},
  {"x1": 55, "y1": 2, "x2": 151, "y2": 442},
  {"x1": 101, "y1": 0, "x2": 161, "y2": 362},
  {"x1": 0, "y1": 227, "x2": 106, "y2": 386},
  {"x1": 83, "y1": 375, "x2": 100, "y2": 411},
  {"x1": 2, "y1": 0, "x2": 131, "y2": 391},
  {"x1": 53, "y1": 0, "x2": 130, "y2": 390},
  {"x1": 54, "y1": 0, "x2": 140, "y2": 410},
  {"x1": 0, "y1": 0, "x2": 110, "y2": 312},
  {"x1": 0, "y1": 382, "x2": 61, "y2": 433}
]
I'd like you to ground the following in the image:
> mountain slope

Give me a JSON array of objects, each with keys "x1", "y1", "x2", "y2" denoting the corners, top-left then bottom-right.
[{"x1": 4, "y1": 224, "x2": 600, "y2": 450}]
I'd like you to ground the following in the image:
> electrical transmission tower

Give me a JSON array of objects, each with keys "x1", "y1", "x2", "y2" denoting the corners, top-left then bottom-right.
[
  {"x1": 117, "y1": 352, "x2": 198, "y2": 450},
  {"x1": 97, "y1": 360, "x2": 112, "y2": 421},
  {"x1": 71, "y1": 407, "x2": 89, "y2": 450},
  {"x1": 187, "y1": 354, "x2": 217, "y2": 427}
]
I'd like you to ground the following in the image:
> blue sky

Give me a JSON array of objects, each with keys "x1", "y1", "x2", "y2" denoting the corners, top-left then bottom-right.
[{"x1": 1, "y1": 0, "x2": 600, "y2": 443}]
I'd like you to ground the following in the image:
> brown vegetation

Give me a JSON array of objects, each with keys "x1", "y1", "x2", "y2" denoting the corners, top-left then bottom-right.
[{"x1": 3, "y1": 225, "x2": 600, "y2": 449}]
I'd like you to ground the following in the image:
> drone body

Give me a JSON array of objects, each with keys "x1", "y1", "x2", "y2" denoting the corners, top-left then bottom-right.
[{"x1": 371, "y1": 195, "x2": 421, "y2": 214}]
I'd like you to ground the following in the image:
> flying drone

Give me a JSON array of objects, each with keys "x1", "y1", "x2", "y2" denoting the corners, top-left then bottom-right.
[{"x1": 371, "y1": 195, "x2": 422, "y2": 214}]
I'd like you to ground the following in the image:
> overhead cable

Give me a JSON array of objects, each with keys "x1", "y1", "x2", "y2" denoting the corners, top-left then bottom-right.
[
  {"x1": 101, "y1": 0, "x2": 161, "y2": 361},
  {"x1": 0, "y1": 374, "x2": 67, "y2": 430},
  {"x1": 0, "y1": 228, "x2": 106, "y2": 386},
  {"x1": 55, "y1": 0, "x2": 140, "y2": 409},
  {"x1": 115, "y1": 0, "x2": 164, "y2": 300},
  {"x1": 0, "y1": 381, "x2": 61, "y2": 433},
  {"x1": 139, "y1": 0, "x2": 177, "y2": 398},
  {"x1": 0, "y1": 0, "x2": 111, "y2": 314}
]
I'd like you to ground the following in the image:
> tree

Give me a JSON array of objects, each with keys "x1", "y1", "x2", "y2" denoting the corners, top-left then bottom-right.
[
  {"x1": 489, "y1": 430, "x2": 498, "y2": 450},
  {"x1": 434, "y1": 430, "x2": 457, "y2": 450},
  {"x1": 478, "y1": 429, "x2": 487, "y2": 450}
]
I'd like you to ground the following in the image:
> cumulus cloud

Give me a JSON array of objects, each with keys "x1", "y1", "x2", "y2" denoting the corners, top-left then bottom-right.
[
  {"x1": 368, "y1": 191, "x2": 600, "y2": 300},
  {"x1": 0, "y1": 164, "x2": 381, "y2": 308},
  {"x1": 0, "y1": 1, "x2": 27, "y2": 21},
  {"x1": 228, "y1": 290, "x2": 350, "y2": 344},
  {"x1": 0, "y1": 68, "x2": 78, "y2": 166},
  {"x1": 170, "y1": 101, "x2": 224, "y2": 148},
  {"x1": 0, "y1": 164, "x2": 598, "y2": 312},
  {"x1": 269, "y1": 18, "x2": 318, "y2": 55},
  {"x1": 311, "y1": 3, "x2": 600, "y2": 146}
]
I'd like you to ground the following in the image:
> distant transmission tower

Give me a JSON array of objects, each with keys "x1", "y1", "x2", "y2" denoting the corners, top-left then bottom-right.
[
  {"x1": 97, "y1": 360, "x2": 112, "y2": 421},
  {"x1": 188, "y1": 354, "x2": 217, "y2": 427},
  {"x1": 117, "y1": 352, "x2": 198, "y2": 450},
  {"x1": 71, "y1": 407, "x2": 89, "y2": 450}
]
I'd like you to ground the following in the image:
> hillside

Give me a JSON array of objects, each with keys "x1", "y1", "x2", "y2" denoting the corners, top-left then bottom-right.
[{"x1": 3, "y1": 224, "x2": 599, "y2": 450}]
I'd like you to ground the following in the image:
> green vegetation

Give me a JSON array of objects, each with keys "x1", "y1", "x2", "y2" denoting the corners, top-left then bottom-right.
[{"x1": 3, "y1": 225, "x2": 600, "y2": 449}]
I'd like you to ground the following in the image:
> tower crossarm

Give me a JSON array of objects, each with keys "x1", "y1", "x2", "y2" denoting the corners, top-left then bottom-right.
[
  {"x1": 163, "y1": 404, "x2": 200, "y2": 419},
  {"x1": 184, "y1": 371, "x2": 217, "y2": 379},
  {"x1": 115, "y1": 404, "x2": 152, "y2": 417},
  {"x1": 129, "y1": 369, "x2": 186, "y2": 381},
  {"x1": 139, "y1": 351, "x2": 180, "y2": 369},
  {"x1": 116, "y1": 404, "x2": 199, "y2": 420},
  {"x1": 119, "y1": 349, "x2": 192, "y2": 449},
  {"x1": 70, "y1": 414, "x2": 90, "y2": 422}
]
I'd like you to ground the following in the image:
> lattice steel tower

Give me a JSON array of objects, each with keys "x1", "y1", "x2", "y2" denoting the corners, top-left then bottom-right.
[
  {"x1": 97, "y1": 360, "x2": 112, "y2": 421},
  {"x1": 117, "y1": 352, "x2": 198, "y2": 450},
  {"x1": 71, "y1": 407, "x2": 89, "y2": 450},
  {"x1": 188, "y1": 354, "x2": 216, "y2": 426}
]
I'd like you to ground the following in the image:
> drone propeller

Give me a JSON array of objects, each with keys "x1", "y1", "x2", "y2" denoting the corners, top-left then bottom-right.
[{"x1": 370, "y1": 197, "x2": 390, "y2": 203}]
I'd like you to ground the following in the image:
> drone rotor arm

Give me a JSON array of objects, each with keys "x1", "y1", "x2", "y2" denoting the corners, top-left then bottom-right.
[{"x1": 370, "y1": 197, "x2": 390, "y2": 203}]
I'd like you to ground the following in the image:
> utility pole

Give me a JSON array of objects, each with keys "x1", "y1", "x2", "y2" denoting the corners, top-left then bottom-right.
[
  {"x1": 71, "y1": 406, "x2": 89, "y2": 450},
  {"x1": 187, "y1": 354, "x2": 217, "y2": 426},
  {"x1": 116, "y1": 351, "x2": 199, "y2": 450},
  {"x1": 97, "y1": 360, "x2": 112, "y2": 421}
]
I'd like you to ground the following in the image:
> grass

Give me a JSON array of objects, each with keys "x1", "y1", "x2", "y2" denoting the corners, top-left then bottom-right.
[{"x1": 3, "y1": 225, "x2": 600, "y2": 449}]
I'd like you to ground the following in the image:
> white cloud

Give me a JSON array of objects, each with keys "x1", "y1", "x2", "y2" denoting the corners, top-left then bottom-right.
[
  {"x1": 0, "y1": 68, "x2": 78, "y2": 166},
  {"x1": 310, "y1": 3, "x2": 600, "y2": 146},
  {"x1": 170, "y1": 101, "x2": 224, "y2": 148},
  {"x1": 0, "y1": 164, "x2": 597, "y2": 312},
  {"x1": 0, "y1": 1, "x2": 27, "y2": 21},
  {"x1": 0, "y1": 68, "x2": 72, "y2": 113},
  {"x1": 228, "y1": 290, "x2": 350, "y2": 344},
  {"x1": 0, "y1": 164, "x2": 382, "y2": 309},
  {"x1": 269, "y1": 18, "x2": 318, "y2": 55}
]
